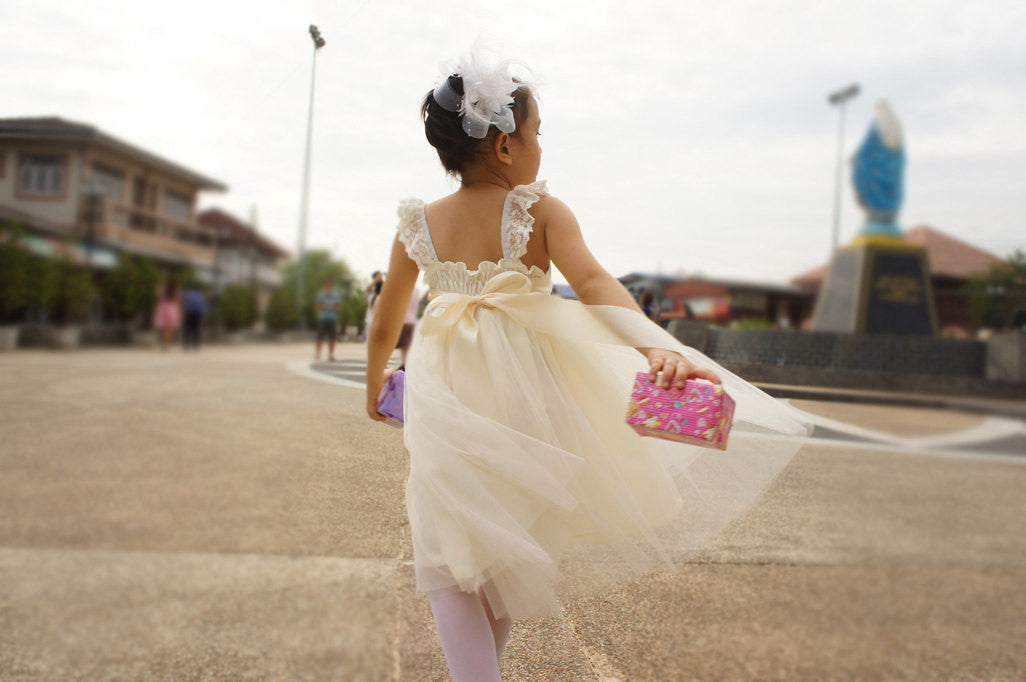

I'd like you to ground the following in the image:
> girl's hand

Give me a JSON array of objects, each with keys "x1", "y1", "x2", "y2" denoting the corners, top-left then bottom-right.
[
  {"x1": 365, "y1": 368, "x2": 396, "y2": 422},
  {"x1": 641, "y1": 348, "x2": 721, "y2": 388}
]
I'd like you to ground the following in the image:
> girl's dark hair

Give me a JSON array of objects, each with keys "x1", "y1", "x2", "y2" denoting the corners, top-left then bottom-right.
[{"x1": 421, "y1": 75, "x2": 533, "y2": 177}]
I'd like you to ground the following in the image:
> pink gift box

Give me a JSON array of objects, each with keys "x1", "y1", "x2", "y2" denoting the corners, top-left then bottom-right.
[
  {"x1": 625, "y1": 371, "x2": 735, "y2": 450},
  {"x1": 376, "y1": 370, "x2": 404, "y2": 429}
]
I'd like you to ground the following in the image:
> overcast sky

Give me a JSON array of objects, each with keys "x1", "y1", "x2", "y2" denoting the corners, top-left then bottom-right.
[{"x1": 3, "y1": 0, "x2": 1024, "y2": 286}]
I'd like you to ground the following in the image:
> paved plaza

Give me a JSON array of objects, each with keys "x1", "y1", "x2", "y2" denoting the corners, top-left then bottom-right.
[{"x1": 1, "y1": 343, "x2": 1024, "y2": 681}]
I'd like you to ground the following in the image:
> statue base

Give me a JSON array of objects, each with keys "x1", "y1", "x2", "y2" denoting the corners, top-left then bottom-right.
[{"x1": 811, "y1": 236, "x2": 938, "y2": 335}]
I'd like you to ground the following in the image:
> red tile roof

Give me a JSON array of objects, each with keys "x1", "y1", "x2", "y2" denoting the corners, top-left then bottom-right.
[
  {"x1": 903, "y1": 226, "x2": 1000, "y2": 279},
  {"x1": 790, "y1": 225, "x2": 1000, "y2": 289},
  {"x1": 197, "y1": 208, "x2": 289, "y2": 259},
  {"x1": 662, "y1": 280, "x2": 730, "y2": 299}
]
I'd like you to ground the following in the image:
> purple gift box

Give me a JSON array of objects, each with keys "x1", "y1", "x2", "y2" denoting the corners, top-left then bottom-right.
[{"x1": 376, "y1": 370, "x2": 404, "y2": 428}]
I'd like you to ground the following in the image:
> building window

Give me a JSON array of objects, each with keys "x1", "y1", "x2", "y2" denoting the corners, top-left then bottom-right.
[
  {"x1": 163, "y1": 189, "x2": 191, "y2": 223},
  {"x1": 90, "y1": 163, "x2": 125, "y2": 201},
  {"x1": 18, "y1": 154, "x2": 65, "y2": 196}
]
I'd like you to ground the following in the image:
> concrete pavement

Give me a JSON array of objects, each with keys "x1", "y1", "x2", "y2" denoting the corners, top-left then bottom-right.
[{"x1": 1, "y1": 343, "x2": 1024, "y2": 681}]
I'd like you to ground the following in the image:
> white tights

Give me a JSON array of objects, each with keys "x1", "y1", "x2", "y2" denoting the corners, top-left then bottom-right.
[{"x1": 428, "y1": 585, "x2": 513, "y2": 682}]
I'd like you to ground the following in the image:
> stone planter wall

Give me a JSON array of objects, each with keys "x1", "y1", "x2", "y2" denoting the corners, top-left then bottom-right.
[
  {"x1": 667, "y1": 320, "x2": 1023, "y2": 397},
  {"x1": 0, "y1": 326, "x2": 20, "y2": 351}
]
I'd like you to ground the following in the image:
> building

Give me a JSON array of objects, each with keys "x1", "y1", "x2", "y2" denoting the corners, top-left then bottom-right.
[
  {"x1": 0, "y1": 116, "x2": 226, "y2": 276},
  {"x1": 791, "y1": 226, "x2": 1001, "y2": 331},
  {"x1": 196, "y1": 208, "x2": 289, "y2": 312},
  {"x1": 618, "y1": 271, "x2": 812, "y2": 327},
  {"x1": 618, "y1": 272, "x2": 684, "y2": 316},
  {"x1": 660, "y1": 277, "x2": 812, "y2": 326},
  {"x1": 619, "y1": 273, "x2": 678, "y2": 301}
]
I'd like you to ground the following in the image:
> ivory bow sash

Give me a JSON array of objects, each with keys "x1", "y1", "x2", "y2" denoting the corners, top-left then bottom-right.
[
  {"x1": 419, "y1": 269, "x2": 668, "y2": 351},
  {"x1": 420, "y1": 271, "x2": 544, "y2": 337}
]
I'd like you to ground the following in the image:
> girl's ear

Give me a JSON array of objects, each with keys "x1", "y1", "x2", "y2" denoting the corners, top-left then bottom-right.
[{"x1": 493, "y1": 132, "x2": 513, "y2": 166}]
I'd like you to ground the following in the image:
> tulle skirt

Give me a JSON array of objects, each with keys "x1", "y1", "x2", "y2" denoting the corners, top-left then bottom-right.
[{"x1": 403, "y1": 278, "x2": 810, "y2": 620}]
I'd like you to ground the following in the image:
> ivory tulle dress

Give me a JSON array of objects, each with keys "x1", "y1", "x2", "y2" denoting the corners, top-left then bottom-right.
[{"x1": 398, "y1": 181, "x2": 811, "y2": 620}]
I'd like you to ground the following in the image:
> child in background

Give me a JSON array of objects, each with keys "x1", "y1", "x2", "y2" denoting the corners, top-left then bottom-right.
[
  {"x1": 314, "y1": 277, "x2": 340, "y2": 361},
  {"x1": 365, "y1": 50, "x2": 810, "y2": 681},
  {"x1": 153, "y1": 276, "x2": 180, "y2": 350}
]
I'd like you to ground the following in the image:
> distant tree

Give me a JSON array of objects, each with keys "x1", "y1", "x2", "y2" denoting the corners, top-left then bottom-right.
[
  {"x1": 50, "y1": 263, "x2": 97, "y2": 325},
  {"x1": 264, "y1": 285, "x2": 299, "y2": 332},
  {"x1": 0, "y1": 223, "x2": 29, "y2": 324},
  {"x1": 100, "y1": 255, "x2": 162, "y2": 326},
  {"x1": 218, "y1": 283, "x2": 257, "y2": 332},
  {"x1": 133, "y1": 258, "x2": 162, "y2": 327},
  {"x1": 339, "y1": 292, "x2": 368, "y2": 333},
  {"x1": 967, "y1": 250, "x2": 1026, "y2": 329},
  {"x1": 273, "y1": 250, "x2": 358, "y2": 328},
  {"x1": 177, "y1": 265, "x2": 199, "y2": 289},
  {"x1": 23, "y1": 253, "x2": 59, "y2": 323}
]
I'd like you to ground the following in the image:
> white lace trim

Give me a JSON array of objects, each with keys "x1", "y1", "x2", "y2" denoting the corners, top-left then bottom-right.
[
  {"x1": 396, "y1": 198, "x2": 437, "y2": 270},
  {"x1": 501, "y1": 180, "x2": 549, "y2": 261},
  {"x1": 424, "y1": 258, "x2": 550, "y2": 299},
  {"x1": 396, "y1": 179, "x2": 549, "y2": 277}
]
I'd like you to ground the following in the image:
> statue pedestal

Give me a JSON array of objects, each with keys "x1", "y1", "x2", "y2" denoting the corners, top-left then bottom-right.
[{"x1": 811, "y1": 236, "x2": 938, "y2": 335}]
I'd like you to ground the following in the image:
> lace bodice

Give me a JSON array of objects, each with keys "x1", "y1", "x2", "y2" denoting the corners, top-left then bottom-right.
[{"x1": 396, "y1": 180, "x2": 552, "y2": 298}]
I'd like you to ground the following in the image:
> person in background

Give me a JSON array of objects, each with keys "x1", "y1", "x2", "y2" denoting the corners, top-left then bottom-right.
[
  {"x1": 365, "y1": 271, "x2": 384, "y2": 334},
  {"x1": 639, "y1": 290, "x2": 659, "y2": 323},
  {"x1": 181, "y1": 284, "x2": 207, "y2": 350},
  {"x1": 314, "y1": 277, "x2": 341, "y2": 362},
  {"x1": 395, "y1": 284, "x2": 422, "y2": 366},
  {"x1": 153, "y1": 276, "x2": 181, "y2": 351}
]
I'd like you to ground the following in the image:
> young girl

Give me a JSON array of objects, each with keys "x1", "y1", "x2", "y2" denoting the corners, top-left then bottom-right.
[
  {"x1": 366, "y1": 51, "x2": 810, "y2": 681},
  {"x1": 153, "y1": 276, "x2": 180, "y2": 350}
]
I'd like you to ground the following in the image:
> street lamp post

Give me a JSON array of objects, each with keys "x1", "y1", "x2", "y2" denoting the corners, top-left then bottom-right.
[
  {"x1": 82, "y1": 176, "x2": 104, "y2": 323},
  {"x1": 827, "y1": 83, "x2": 860, "y2": 253},
  {"x1": 83, "y1": 178, "x2": 104, "y2": 270},
  {"x1": 295, "y1": 24, "x2": 326, "y2": 329},
  {"x1": 212, "y1": 227, "x2": 230, "y2": 337},
  {"x1": 249, "y1": 204, "x2": 258, "y2": 292}
]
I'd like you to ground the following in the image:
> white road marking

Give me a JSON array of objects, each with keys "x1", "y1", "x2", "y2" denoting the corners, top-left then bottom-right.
[{"x1": 285, "y1": 359, "x2": 366, "y2": 390}]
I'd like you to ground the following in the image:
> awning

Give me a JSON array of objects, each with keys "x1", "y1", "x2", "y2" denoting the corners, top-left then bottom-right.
[
  {"x1": 21, "y1": 234, "x2": 59, "y2": 259},
  {"x1": 78, "y1": 244, "x2": 118, "y2": 269},
  {"x1": 1, "y1": 233, "x2": 117, "y2": 269}
]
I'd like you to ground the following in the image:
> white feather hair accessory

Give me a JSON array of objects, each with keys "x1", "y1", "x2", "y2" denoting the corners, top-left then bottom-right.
[{"x1": 433, "y1": 50, "x2": 527, "y2": 139}]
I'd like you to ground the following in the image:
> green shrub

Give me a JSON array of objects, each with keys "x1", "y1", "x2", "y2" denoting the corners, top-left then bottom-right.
[
  {"x1": 100, "y1": 255, "x2": 162, "y2": 326},
  {"x1": 967, "y1": 250, "x2": 1026, "y2": 329},
  {"x1": 264, "y1": 285, "x2": 299, "y2": 331},
  {"x1": 218, "y1": 284, "x2": 257, "y2": 332},
  {"x1": 731, "y1": 317, "x2": 775, "y2": 331},
  {"x1": 24, "y1": 254, "x2": 59, "y2": 322},
  {"x1": 50, "y1": 263, "x2": 96, "y2": 325},
  {"x1": 0, "y1": 230, "x2": 29, "y2": 324},
  {"x1": 339, "y1": 292, "x2": 368, "y2": 331}
]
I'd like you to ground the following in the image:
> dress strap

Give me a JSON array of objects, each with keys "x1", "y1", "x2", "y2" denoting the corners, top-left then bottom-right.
[
  {"x1": 501, "y1": 180, "x2": 549, "y2": 262},
  {"x1": 397, "y1": 199, "x2": 438, "y2": 270}
]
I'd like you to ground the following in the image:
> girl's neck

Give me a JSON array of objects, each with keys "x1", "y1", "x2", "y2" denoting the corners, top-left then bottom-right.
[{"x1": 459, "y1": 165, "x2": 513, "y2": 191}]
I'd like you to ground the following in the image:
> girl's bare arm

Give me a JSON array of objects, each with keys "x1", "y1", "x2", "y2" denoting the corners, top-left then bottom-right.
[
  {"x1": 543, "y1": 196, "x2": 719, "y2": 387},
  {"x1": 365, "y1": 235, "x2": 419, "y2": 419}
]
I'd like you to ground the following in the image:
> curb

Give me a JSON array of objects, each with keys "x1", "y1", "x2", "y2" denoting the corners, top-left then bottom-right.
[{"x1": 758, "y1": 383, "x2": 1026, "y2": 419}]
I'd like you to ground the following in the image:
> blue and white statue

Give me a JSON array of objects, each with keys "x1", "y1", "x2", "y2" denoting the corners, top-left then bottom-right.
[{"x1": 853, "y1": 99, "x2": 905, "y2": 238}]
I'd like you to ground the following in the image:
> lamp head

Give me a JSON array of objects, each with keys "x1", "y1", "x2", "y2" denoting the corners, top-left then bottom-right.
[
  {"x1": 828, "y1": 83, "x2": 860, "y2": 106},
  {"x1": 309, "y1": 25, "x2": 325, "y2": 49}
]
